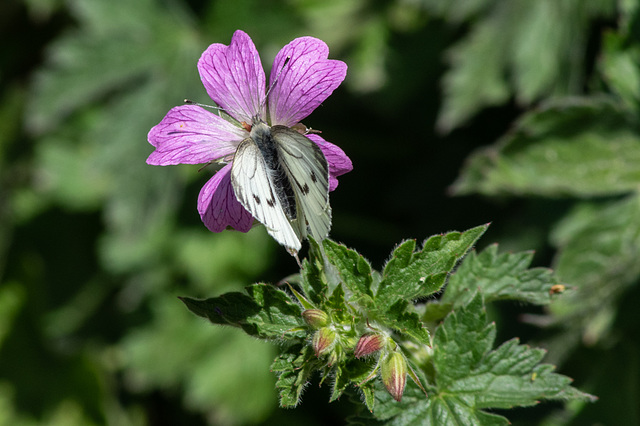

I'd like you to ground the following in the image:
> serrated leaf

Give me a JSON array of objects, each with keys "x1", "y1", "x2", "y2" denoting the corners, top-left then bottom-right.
[
  {"x1": 26, "y1": 0, "x2": 209, "y2": 280},
  {"x1": 326, "y1": 284, "x2": 349, "y2": 322},
  {"x1": 360, "y1": 380, "x2": 377, "y2": 414},
  {"x1": 433, "y1": 294, "x2": 495, "y2": 385},
  {"x1": 27, "y1": 0, "x2": 204, "y2": 133},
  {"x1": 545, "y1": 195, "x2": 640, "y2": 357},
  {"x1": 359, "y1": 293, "x2": 593, "y2": 423},
  {"x1": 433, "y1": 293, "x2": 594, "y2": 410},
  {"x1": 442, "y1": 244, "x2": 557, "y2": 306},
  {"x1": 331, "y1": 358, "x2": 376, "y2": 403},
  {"x1": 421, "y1": 301, "x2": 454, "y2": 323},
  {"x1": 377, "y1": 395, "x2": 510, "y2": 426},
  {"x1": 599, "y1": 31, "x2": 640, "y2": 111},
  {"x1": 272, "y1": 344, "x2": 318, "y2": 407},
  {"x1": 378, "y1": 301, "x2": 430, "y2": 344},
  {"x1": 180, "y1": 283, "x2": 305, "y2": 339},
  {"x1": 121, "y1": 296, "x2": 276, "y2": 424},
  {"x1": 375, "y1": 225, "x2": 488, "y2": 307},
  {"x1": 299, "y1": 237, "x2": 328, "y2": 305},
  {"x1": 452, "y1": 97, "x2": 640, "y2": 197},
  {"x1": 437, "y1": 12, "x2": 510, "y2": 132},
  {"x1": 354, "y1": 382, "x2": 507, "y2": 426},
  {"x1": 323, "y1": 239, "x2": 375, "y2": 305},
  {"x1": 437, "y1": 0, "x2": 615, "y2": 131}
]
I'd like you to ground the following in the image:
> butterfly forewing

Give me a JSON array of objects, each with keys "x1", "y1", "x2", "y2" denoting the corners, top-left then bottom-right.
[
  {"x1": 230, "y1": 134, "x2": 302, "y2": 251},
  {"x1": 271, "y1": 125, "x2": 331, "y2": 242}
]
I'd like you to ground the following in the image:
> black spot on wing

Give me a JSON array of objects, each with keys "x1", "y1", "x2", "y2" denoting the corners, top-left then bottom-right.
[
  {"x1": 302, "y1": 183, "x2": 310, "y2": 195},
  {"x1": 253, "y1": 194, "x2": 261, "y2": 204},
  {"x1": 251, "y1": 123, "x2": 297, "y2": 220},
  {"x1": 310, "y1": 172, "x2": 317, "y2": 183}
]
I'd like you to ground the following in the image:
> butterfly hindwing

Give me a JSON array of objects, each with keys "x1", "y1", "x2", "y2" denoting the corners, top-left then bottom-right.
[
  {"x1": 230, "y1": 133, "x2": 302, "y2": 251},
  {"x1": 271, "y1": 125, "x2": 331, "y2": 242},
  {"x1": 230, "y1": 121, "x2": 331, "y2": 253}
]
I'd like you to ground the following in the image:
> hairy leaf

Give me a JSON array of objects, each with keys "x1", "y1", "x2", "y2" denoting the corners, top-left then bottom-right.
[
  {"x1": 443, "y1": 244, "x2": 558, "y2": 306},
  {"x1": 180, "y1": 284, "x2": 305, "y2": 339},
  {"x1": 376, "y1": 225, "x2": 488, "y2": 306},
  {"x1": 452, "y1": 97, "x2": 640, "y2": 197}
]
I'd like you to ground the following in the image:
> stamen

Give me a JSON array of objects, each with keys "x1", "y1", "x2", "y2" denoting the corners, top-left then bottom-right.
[{"x1": 261, "y1": 56, "x2": 291, "y2": 116}]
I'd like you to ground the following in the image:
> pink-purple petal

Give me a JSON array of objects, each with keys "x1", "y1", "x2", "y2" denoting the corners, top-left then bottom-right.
[
  {"x1": 268, "y1": 37, "x2": 347, "y2": 127},
  {"x1": 307, "y1": 134, "x2": 352, "y2": 191},
  {"x1": 147, "y1": 105, "x2": 245, "y2": 165},
  {"x1": 198, "y1": 30, "x2": 266, "y2": 124},
  {"x1": 198, "y1": 164, "x2": 254, "y2": 232}
]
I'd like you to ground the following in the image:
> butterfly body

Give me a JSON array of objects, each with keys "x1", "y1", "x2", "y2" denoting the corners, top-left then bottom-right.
[{"x1": 230, "y1": 119, "x2": 331, "y2": 252}]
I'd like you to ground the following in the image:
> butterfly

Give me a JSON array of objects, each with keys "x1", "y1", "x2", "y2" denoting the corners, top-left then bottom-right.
[{"x1": 230, "y1": 117, "x2": 331, "y2": 254}]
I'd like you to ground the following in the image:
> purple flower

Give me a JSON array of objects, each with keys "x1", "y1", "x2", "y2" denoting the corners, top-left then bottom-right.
[{"x1": 147, "y1": 30, "x2": 352, "y2": 235}]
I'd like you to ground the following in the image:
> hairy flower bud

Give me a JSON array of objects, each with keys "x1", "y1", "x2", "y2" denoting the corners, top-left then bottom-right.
[
  {"x1": 312, "y1": 327, "x2": 337, "y2": 357},
  {"x1": 302, "y1": 309, "x2": 329, "y2": 328},
  {"x1": 354, "y1": 333, "x2": 385, "y2": 358},
  {"x1": 381, "y1": 351, "x2": 407, "y2": 402}
]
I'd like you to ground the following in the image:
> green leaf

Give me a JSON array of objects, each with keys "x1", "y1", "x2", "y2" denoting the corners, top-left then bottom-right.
[
  {"x1": 26, "y1": 0, "x2": 208, "y2": 279},
  {"x1": 437, "y1": 0, "x2": 616, "y2": 131},
  {"x1": 272, "y1": 344, "x2": 319, "y2": 407},
  {"x1": 299, "y1": 236, "x2": 329, "y2": 305},
  {"x1": 544, "y1": 195, "x2": 640, "y2": 358},
  {"x1": 323, "y1": 239, "x2": 375, "y2": 305},
  {"x1": 122, "y1": 296, "x2": 275, "y2": 424},
  {"x1": 433, "y1": 294, "x2": 495, "y2": 385},
  {"x1": 326, "y1": 284, "x2": 349, "y2": 322},
  {"x1": 452, "y1": 97, "x2": 640, "y2": 197},
  {"x1": 415, "y1": 0, "x2": 493, "y2": 24},
  {"x1": 27, "y1": 0, "x2": 204, "y2": 133},
  {"x1": 366, "y1": 293, "x2": 595, "y2": 425},
  {"x1": 442, "y1": 244, "x2": 558, "y2": 306},
  {"x1": 436, "y1": 11, "x2": 510, "y2": 132},
  {"x1": 378, "y1": 301, "x2": 431, "y2": 344},
  {"x1": 180, "y1": 283, "x2": 305, "y2": 339},
  {"x1": 599, "y1": 31, "x2": 640, "y2": 111},
  {"x1": 375, "y1": 225, "x2": 488, "y2": 306},
  {"x1": 435, "y1": 294, "x2": 594, "y2": 405},
  {"x1": 330, "y1": 358, "x2": 377, "y2": 403}
]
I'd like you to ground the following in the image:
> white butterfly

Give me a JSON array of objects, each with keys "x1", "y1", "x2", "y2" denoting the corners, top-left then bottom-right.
[{"x1": 230, "y1": 118, "x2": 331, "y2": 254}]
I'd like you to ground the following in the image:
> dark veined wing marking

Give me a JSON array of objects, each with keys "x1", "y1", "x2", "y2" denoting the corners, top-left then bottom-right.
[
  {"x1": 230, "y1": 121, "x2": 331, "y2": 253},
  {"x1": 231, "y1": 124, "x2": 302, "y2": 251},
  {"x1": 270, "y1": 125, "x2": 331, "y2": 243}
]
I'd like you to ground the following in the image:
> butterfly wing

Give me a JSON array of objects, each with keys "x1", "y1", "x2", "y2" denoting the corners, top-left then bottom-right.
[
  {"x1": 230, "y1": 135, "x2": 302, "y2": 251},
  {"x1": 271, "y1": 125, "x2": 331, "y2": 243}
]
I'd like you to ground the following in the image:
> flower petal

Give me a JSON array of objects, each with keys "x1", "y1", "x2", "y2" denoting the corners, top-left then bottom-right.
[
  {"x1": 268, "y1": 37, "x2": 347, "y2": 126},
  {"x1": 307, "y1": 134, "x2": 352, "y2": 191},
  {"x1": 198, "y1": 30, "x2": 266, "y2": 124},
  {"x1": 198, "y1": 164, "x2": 254, "y2": 232},
  {"x1": 147, "y1": 105, "x2": 245, "y2": 165}
]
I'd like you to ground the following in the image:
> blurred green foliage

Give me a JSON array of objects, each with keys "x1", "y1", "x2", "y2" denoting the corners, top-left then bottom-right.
[{"x1": 1, "y1": 0, "x2": 639, "y2": 424}]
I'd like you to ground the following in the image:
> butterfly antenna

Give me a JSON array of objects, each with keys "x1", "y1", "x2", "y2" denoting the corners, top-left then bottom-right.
[
  {"x1": 261, "y1": 56, "x2": 291, "y2": 113},
  {"x1": 184, "y1": 99, "x2": 223, "y2": 110}
]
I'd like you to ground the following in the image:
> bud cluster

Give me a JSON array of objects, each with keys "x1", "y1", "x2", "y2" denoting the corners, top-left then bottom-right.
[{"x1": 301, "y1": 308, "x2": 422, "y2": 402}]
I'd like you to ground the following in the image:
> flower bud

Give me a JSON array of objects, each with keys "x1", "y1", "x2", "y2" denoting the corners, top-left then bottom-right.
[
  {"x1": 302, "y1": 309, "x2": 329, "y2": 328},
  {"x1": 354, "y1": 333, "x2": 385, "y2": 358},
  {"x1": 312, "y1": 327, "x2": 336, "y2": 357},
  {"x1": 381, "y1": 351, "x2": 407, "y2": 402}
]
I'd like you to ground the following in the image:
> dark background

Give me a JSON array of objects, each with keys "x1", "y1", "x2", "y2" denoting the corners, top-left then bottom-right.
[{"x1": 1, "y1": 0, "x2": 637, "y2": 425}]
